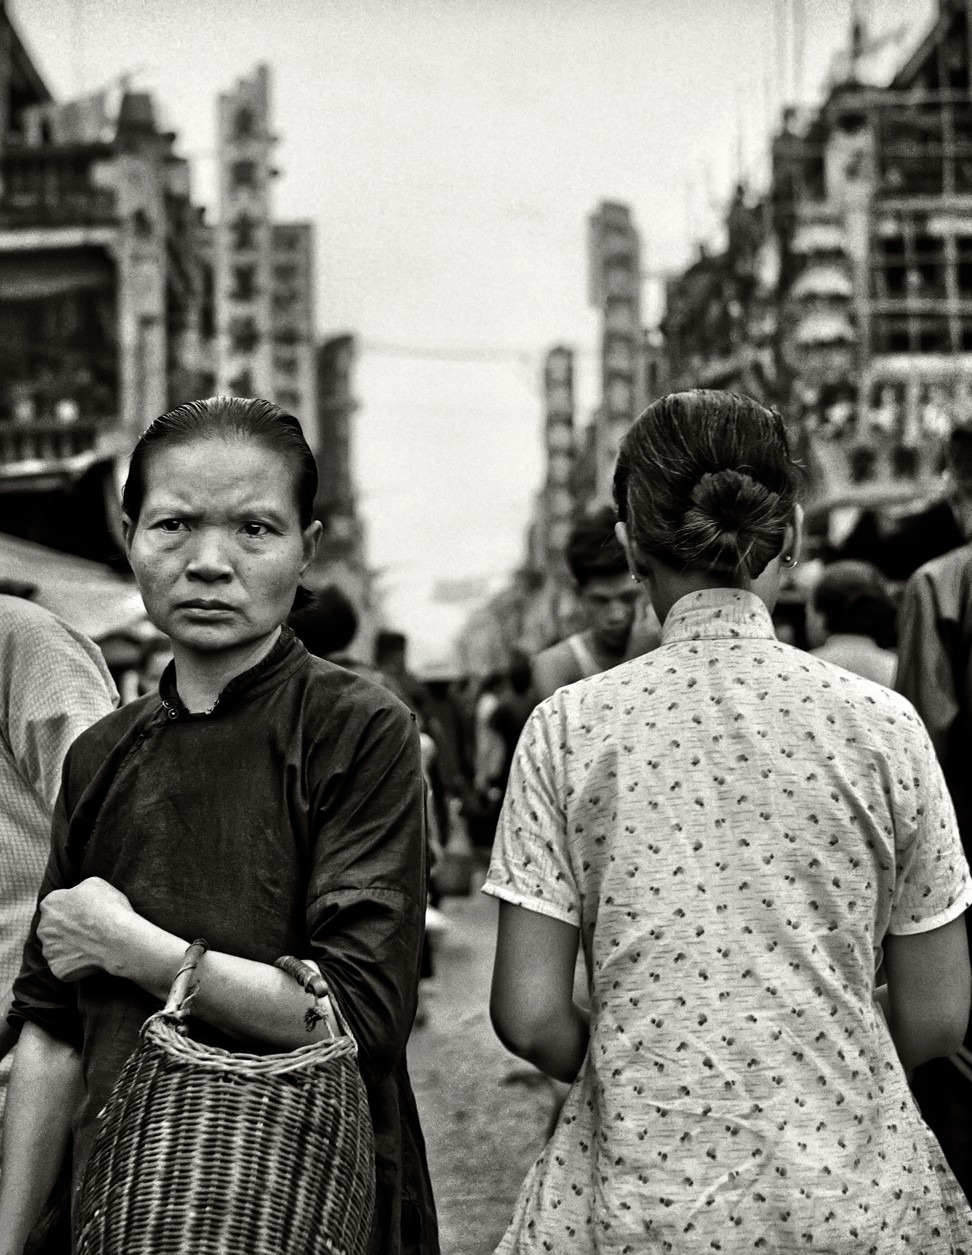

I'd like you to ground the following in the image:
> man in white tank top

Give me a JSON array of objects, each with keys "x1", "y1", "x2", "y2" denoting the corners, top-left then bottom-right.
[{"x1": 532, "y1": 506, "x2": 660, "y2": 702}]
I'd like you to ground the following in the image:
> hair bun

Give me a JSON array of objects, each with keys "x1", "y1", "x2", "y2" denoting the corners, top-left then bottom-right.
[
  {"x1": 690, "y1": 470, "x2": 775, "y2": 528},
  {"x1": 678, "y1": 469, "x2": 783, "y2": 577},
  {"x1": 612, "y1": 390, "x2": 802, "y2": 582}
]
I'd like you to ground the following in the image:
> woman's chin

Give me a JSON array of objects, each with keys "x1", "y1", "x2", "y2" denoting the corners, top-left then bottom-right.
[{"x1": 168, "y1": 623, "x2": 252, "y2": 654}]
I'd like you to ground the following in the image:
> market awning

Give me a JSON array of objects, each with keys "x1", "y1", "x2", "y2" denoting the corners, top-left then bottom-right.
[
  {"x1": 0, "y1": 246, "x2": 114, "y2": 302},
  {"x1": 794, "y1": 309, "x2": 856, "y2": 346},
  {"x1": 791, "y1": 264, "x2": 854, "y2": 301},
  {"x1": 0, "y1": 531, "x2": 146, "y2": 641},
  {"x1": 791, "y1": 221, "x2": 845, "y2": 255}
]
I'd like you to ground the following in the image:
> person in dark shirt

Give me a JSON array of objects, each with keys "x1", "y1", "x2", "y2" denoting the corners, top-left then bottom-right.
[
  {"x1": 895, "y1": 425, "x2": 972, "y2": 1203},
  {"x1": 0, "y1": 397, "x2": 438, "y2": 1255}
]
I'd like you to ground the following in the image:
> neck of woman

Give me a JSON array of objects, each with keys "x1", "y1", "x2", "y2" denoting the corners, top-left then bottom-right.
[
  {"x1": 647, "y1": 563, "x2": 767, "y2": 625},
  {"x1": 172, "y1": 626, "x2": 282, "y2": 713}
]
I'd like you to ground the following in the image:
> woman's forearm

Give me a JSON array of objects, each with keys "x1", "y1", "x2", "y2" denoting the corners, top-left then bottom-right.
[
  {"x1": 0, "y1": 1023, "x2": 81, "y2": 1255},
  {"x1": 111, "y1": 915, "x2": 333, "y2": 1049}
]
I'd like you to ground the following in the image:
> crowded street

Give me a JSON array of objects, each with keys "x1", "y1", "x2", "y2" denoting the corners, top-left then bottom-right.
[{"x1": 7, "y1": 1, "x2": 972, "y2": 1253}]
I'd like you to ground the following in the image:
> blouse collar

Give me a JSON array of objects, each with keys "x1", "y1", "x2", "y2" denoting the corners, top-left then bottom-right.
[
  {"x1": 661, "y1": 587, "x2": 777, "y2": 646},
  {"x1": 158, "y1": 625, "x2": 306, "y2": 720}
]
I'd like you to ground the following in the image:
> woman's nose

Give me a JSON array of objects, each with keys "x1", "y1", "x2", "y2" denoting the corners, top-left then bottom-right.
[{"x1": 185, "y1": 529, "x2": 233, "y2": 578}]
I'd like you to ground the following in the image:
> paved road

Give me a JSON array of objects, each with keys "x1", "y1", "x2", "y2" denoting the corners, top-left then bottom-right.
[{"x1": 407, "y1": 886, "x2": 556, "y2": 1255}]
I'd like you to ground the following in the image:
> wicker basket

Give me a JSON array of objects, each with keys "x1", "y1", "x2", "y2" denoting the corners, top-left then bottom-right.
[{"x1": 74, "y1": 940, "x2": 375, "y2": 1255}]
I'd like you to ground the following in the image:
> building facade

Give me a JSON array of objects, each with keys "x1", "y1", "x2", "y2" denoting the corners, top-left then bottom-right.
[
  {"x1": 663, "y1": 0, "x2": 972, "y2": 508},
  {"x1": 588, "y1": 201, "x2": 644, "y2": 502},
  {"x1": 214, "y1": 64, "x2": 317, "y2": 446},
  {"x1": 0, "y1": 14, "x2": 328, "y2": 563},
  {"x1": 0, "y1": 2, "x2": 213, "y2": 558}
]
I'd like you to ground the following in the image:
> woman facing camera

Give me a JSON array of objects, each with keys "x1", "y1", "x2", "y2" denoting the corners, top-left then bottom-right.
[
  {"x1": 0, "y1": 397, "x2": 437, "y2": 1255},
  {"x1": 486, "y1": 390, "x2": 972, "y2": 1253}
]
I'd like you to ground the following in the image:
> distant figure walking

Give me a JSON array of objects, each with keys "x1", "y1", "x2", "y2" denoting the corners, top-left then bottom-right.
[
  {"x1": 894, "y1": 430, "x2": 972, "y2": 1200},
  {"x1": 530, "y1": 505, "x2": 660, "y2": 702},
  {"x1": 807, "y1": 558, "x2": 898, "y2": 687},
  {"x1": 487, "y1": 389, "x2": 972, "y2": 1254}
]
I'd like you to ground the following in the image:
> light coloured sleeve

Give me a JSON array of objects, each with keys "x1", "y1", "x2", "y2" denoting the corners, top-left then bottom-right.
[
  {"x1": 4, "y1": 609, "x2": 118, "y2": 811},
  {"x1": 888, "y1": 705, "x2": 972, "y2": 935},
  {"x1": 895, "y1": 567, "x2": 957, "y2": 762},
  {"x1": 482, "y1": 699, "x2": 580, "y2": 926}
]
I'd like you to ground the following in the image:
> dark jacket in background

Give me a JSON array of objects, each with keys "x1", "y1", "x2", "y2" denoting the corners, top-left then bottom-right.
[
  {"x1": 896, "y1": 543, "x2": 972, "y2": 856},
  {"x1": 10, "y1": 628, "x2": 439, "y2": 1255}
]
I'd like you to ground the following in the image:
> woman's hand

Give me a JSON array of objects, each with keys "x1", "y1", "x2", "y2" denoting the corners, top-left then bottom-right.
[{"x1": 37, "y1": 877, "x2": 137, "y2": 982}]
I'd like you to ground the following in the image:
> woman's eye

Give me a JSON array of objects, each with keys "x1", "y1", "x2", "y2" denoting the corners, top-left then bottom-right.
[
  {"x1": 241, "y1": 521, "x2": 269, "y2": 537},
  {"x1": 157, "y1": 519, "x2": 185, "y2": 533}
]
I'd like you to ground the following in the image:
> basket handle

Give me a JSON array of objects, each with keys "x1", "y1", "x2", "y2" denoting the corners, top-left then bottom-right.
[
  {"x1": 161, "y1": 937, "x2": 209, "y2": 1026},
  {"x1": 158, "y1": 942, "x2": 338, "y2": 1038},
  {"x1": 274, "y1": 954, "x2": 335, "y2": 1035}
]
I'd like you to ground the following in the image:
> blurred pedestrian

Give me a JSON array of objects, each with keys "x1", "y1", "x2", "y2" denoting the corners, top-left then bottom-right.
[
  {"x1": 288, "y1": 582, "x2": 360, "y2": 660},
  {"x1": 419, "y1": 664, "x2": 474, "y2": 830},
  {"x1": 806, "y1": 558, "x2": 898, "y2": 687},
  {"x1": 531, "y1": 504, "x2": 660, "y2": 702},
  {"x1": 0, "y1": 397, "x2": 437, "y2": 1255},
  {"x1": 374, "y1": 629, "x2": 430, "y2": 716},
  {"x1": 895, "y1": 431, "x2": 972, "y2": 1199},
  {"x1": 0, "y1": 595, "x2": 118, "y2": 1123},
  {"x1": 487, "y1": 389, "x2": 972, "y2": 1254}
]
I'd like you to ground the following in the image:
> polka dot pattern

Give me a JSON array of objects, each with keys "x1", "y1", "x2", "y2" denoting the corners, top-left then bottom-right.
[{"x1": 485, "y1": 588, "x2": 972, "y2": 1254}]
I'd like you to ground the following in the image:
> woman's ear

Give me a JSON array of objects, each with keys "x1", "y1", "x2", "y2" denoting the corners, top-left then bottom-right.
[
  {"x1": 121, "y1": 514, "x2": 135, "y2": 557},
  {"x1": 783, "y1": 504, "x2": 805, "y2": 566},
  {"x1": 301, "y1": 519, "x2": 323, "y2": 573},
  {"x1": 615, "y1": 521, "x2": 641, "y2": 582}
]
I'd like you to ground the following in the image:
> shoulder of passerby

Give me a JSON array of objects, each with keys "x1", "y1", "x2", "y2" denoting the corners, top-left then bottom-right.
[
  {"x1": 895, "y1": 553, "x2": 971, "y2": 753},
  {"x1": 531, "y1": 640, "x2": 580, "y2": 703},
  {"x1": 0, "y1": 596, "x2": 119, "y2": 810}
]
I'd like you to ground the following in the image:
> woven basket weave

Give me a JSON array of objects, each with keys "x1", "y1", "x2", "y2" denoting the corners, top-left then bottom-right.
[{"x1": 74, "y1": 940, "x2": 375, "y2": 1255}]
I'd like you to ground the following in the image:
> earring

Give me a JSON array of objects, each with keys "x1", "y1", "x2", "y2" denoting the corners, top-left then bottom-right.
[{"x1": 781, "y1": 553, "x2": 796, "y2": 568}]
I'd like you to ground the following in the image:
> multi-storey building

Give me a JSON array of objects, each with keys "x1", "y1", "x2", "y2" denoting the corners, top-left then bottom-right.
[
  {"x1": 588, "y1": 201, "x2": 644, "y2": 501},
  {"x1": 0, "y1": 2, "x2": 213, "y2": 558},
  {"x1": 539, "y1": 345, "x2": 577, "y2": 566},
  {"x1": 214, "y1": 65, "x2": 274, "y2": 403},
  {"x1": 307, "y1": 333, "x2": 377, "y2": 653},
  {"x1": 214, "y1": 64, "x2": 316, "y2": 446},
  {"x1": 271, "y1": 221, "x2": 316, "y2": 438},
  {"x1": 663, "y1": 0, "x2": 972, "y2": 508}
]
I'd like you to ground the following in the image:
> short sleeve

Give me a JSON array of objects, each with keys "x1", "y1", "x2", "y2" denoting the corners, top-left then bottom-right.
[
  {"x1": 8, "y1": 761, "x2": 84, "y2": 1048},
  {"x1": 888, "y1": 709, "x2": 972, "y2": 935},
  {"x1": 1, "y1": 600, "x2": 118, "y2": 810},
  {"x1": 482, "y1": 700, "x2": 580, "y2": 926}
]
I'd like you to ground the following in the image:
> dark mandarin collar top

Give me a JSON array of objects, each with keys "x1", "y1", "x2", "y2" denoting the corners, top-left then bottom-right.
[
  {"x1": 12, "y1": 627, "x2": 439, "y2": 1255},
  {"x1": 157, "y1": 624, "x2": 305, "y2": 718}
]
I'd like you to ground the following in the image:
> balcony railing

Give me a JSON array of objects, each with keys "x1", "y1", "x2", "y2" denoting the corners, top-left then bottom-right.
[{"x1": 0, "y1": 146, "x2": 117, "y2": 227}]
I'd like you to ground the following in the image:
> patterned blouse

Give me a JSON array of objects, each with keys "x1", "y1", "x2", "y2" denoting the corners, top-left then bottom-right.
[{"x1": 485, "y1": 587, "x2": 972, "y2": 1255}]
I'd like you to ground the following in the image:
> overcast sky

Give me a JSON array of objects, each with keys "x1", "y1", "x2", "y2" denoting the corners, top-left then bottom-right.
[{"x1": 12, "y1": 0, "x2": 932, "y2": 666}]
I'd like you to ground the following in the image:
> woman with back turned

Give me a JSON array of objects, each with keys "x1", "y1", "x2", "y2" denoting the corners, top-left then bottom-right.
[
  {"x1": 0, "y1": 397, "x2": 437, "y2": 1255},
  {"x1": 486, "y1": 390, "x2": 972, "y2": 1253}
]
